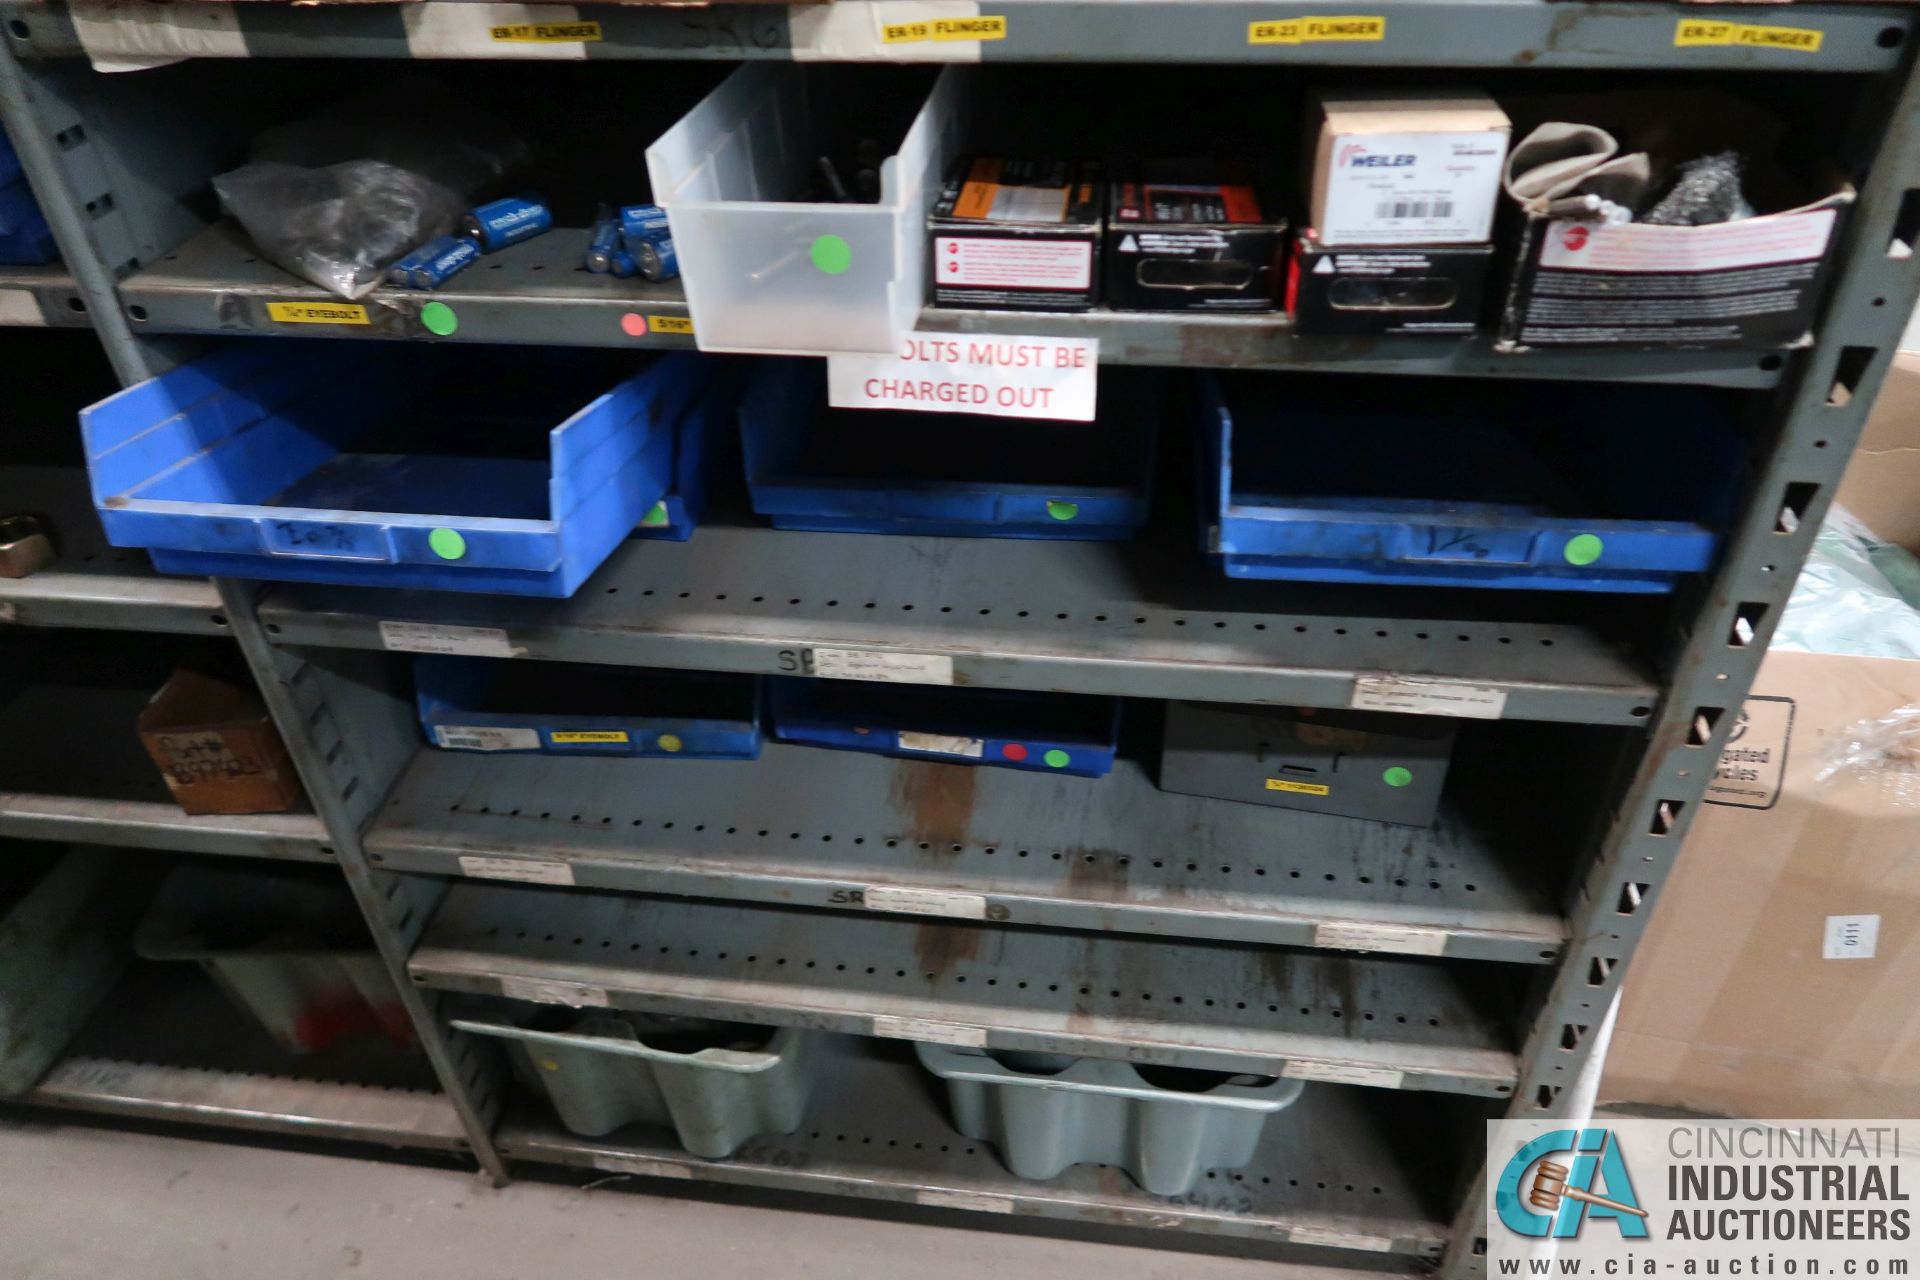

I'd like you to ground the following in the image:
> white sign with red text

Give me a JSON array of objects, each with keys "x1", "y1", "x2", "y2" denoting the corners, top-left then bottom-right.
[{"x1": 826, "y1": 335, "x2": 1098, "y2": 422}]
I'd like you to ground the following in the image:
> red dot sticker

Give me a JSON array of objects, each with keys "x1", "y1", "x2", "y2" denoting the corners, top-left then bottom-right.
[
  {"x1": 1001, "y1": 743, "x2": 1029, "y2": 761},
  {"x1": 621, "y1": 313, "x2": 649, "y2": 337}
]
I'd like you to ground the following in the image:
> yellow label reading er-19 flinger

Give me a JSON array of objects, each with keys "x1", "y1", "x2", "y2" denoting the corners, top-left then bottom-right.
[
  {"x1": 883, "y1": 15, "x2": 1005, "y2": 43},
  {"x1": 648, "y1": 315, "x2": 695, "y2": 336},
  {"x1": 490, "y1": 21, "x2": 603, "y2": 43},
  {"x1": 550, "y1": 730, "x2": 630, "y2": 744},
  {"x1": 1266, "y1": 778, "x2": 1332, "y2": 796},
  {"x1": 266, "y1": 301, "x2": 371, "y2": 326},
  {"x1": 1250, "y1": 15, "x2": 1385, "y2": 44}
]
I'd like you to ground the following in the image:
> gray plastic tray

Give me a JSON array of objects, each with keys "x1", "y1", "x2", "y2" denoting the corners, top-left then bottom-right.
[
  {"x1": 916, "y1": 1042, "x2": 1305, "y2": 1195},
  {"x1": 453, "y1": 1013, "x2": 819, "y2": 1159}
]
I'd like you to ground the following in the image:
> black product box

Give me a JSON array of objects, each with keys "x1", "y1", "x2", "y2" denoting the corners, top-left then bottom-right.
[
  {"x1": 929, "y1": 157, "x2": 1102, "y2": 312},
  {"x1": 1495, "y1": 185, "x2": 1853, "y2": 351},
  {"x1": 1287, "y1": 235, "x2": 1493, "y2": 336},
  {"x1": 1159, "y1": 702, "x2": 1454, "y2": 828},
  {"x1": 1105, "y1": 162, "x2": 1287, "y2": 312}
]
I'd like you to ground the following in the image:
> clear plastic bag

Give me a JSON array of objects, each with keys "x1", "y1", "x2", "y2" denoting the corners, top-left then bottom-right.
[
  {"x1": 213, "y1": 78, "x2": 532, "y2": 299},
  {"x1": 1815, "y1": 702, "x2": 1920, "y2": 807}
]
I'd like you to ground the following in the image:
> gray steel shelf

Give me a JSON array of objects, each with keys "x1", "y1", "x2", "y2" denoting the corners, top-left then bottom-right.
[
  {"x1": 6, "y1": 0, "x2": 1911, "y2": 71},
  {"x1": 0, "y1": 263, "x2": 87, "y2": 327},
  {"x1": 259, "y1": 526, "x2": 1663, "y2": 726},
  {"x1": 0, "y1": 466, "x2": 224, "y2": 635},
  {"x1": 408, "y1": 882, "x2": 1526, "y2": 1096},
  {"x1": 367, "y1": 744, "x2": 1568, "y2": 964},
  {"x1": 121, "y1": 224, "x2": 1781, "y2": 388},
  {"x1": 496, "y1": 1034, "x2": 1468, "y2": 1261},
  {"x1": 0, "y1": 661, "x2": 333, "y2": 860}
]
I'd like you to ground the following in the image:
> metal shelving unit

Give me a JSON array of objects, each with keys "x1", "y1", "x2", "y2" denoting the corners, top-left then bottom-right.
[
  {"x1": 3, "y1": 2, "x2": 1919, "y2": 1275},
  {"x1": 0, "y1": 262, "x2": 86, "y2": 326}
]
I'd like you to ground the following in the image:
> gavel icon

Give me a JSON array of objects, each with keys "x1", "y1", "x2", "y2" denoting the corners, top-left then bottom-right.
[{"x1": 1528, "y1": 1160, "x2": 1649, "y2": 1218}]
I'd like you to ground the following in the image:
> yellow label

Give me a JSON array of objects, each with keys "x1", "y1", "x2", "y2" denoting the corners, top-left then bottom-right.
[
  {"x1": 1266, "y1": 778, "x2": 1332, "y2": 796},
  {"x1": 551, "y1": 730, "x2": 630, "y2": 744},
  {"x1": 1250, "y1": 15, "x2": 1384, "y2": 44},
  {"x1": 883, "y1": 15, "x2": 1005, "y2": 42},
  {"x1": 490, "y1": 21, "x2": 602, "y2": 42},
  {"x1": 648, "y1": 315, "x2": 695, "y2": 336},
  {"x1": 267, "y1": 301, "x2": 370, "y2": 326},
  {"x1": 1675, "y1": 18, "x2": 1821, "y2": 51}
]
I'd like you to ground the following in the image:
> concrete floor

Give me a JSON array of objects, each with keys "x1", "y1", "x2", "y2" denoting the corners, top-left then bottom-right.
[{"x1": 0, "y1": 1114, "x2": 1296, "y2": 1280}]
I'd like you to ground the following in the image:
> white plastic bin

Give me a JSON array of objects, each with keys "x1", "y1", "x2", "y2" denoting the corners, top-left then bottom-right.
[{"x1": 647, "y1": 64, "x2": 958, "y2": 356}]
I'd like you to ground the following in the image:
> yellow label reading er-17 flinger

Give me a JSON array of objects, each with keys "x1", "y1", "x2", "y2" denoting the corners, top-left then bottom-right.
[
  {"x1": 266, "y1": 301, "x2": 371, "y2": 326},
  {"x1": 490, "y1": 21, "x2": 603, "y2": 43},
  {"x1": 1674, "y1": 18, "x2": 1821, "y2": 52},
  {"x1": 648, "y1": 315, "x2": 695, "y2": 336},
  {"x1": 550, "y1": 730, "x2": 630, "y2": 744},
  {"x1": 1250, "y1": 15, "x2": 1385, "y2": 44},
  {"x1": 1266, "y1": 778, "x2": 1332, "y2": 796}
]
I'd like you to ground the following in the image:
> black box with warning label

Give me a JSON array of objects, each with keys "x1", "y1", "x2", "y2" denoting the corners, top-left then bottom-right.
[
  {"x1": 1288, "y1": 235, "x2": 1493, "y2": 336},
  {"x1": 928, "y1": 156, "x2": 1103, "y2": 312},
  {"x1": 1158, "y1": 702, "x2": 1454, "y2": 827},
  {"x1": 1104, "y1": 162, "x2": 1288, "y2": 313}
]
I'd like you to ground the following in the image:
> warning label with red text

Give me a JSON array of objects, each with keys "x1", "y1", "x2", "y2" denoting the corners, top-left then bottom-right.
[
  {"x1": 826, "y1": 335, "x2": 1099, "y2": 422},
  {"x1": 933, "y1": 236, "x2": 1093, "y2": 290}
]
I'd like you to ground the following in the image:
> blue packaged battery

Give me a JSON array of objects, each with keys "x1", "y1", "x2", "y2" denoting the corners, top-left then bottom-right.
[
  {"x1": 635, "y1": 235, "x2": 679, "y2": 283},
  {"x1": 585, "y1": 217, "x2": 620, "y2": 274},
  {"x1": 608, "y1": 247, "x2": 639, "y2": 278},
  {"x1": 385, "y1": 242, "x2": 434, "y2": 289},
  {"x1": 410, "y1": 235, "x2": 481, "y2": 290},
  {"x1": 619, "y1": 203, "x2": 670, "y2": 241},
  {"x1": 461, "y1": 193, "x2": 551, "y2": 252}
]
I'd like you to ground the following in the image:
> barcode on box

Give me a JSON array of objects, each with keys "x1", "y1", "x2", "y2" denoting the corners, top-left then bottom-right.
[{"x1": 1374, "y1": 199, "x2": 1455, "y2": 220}]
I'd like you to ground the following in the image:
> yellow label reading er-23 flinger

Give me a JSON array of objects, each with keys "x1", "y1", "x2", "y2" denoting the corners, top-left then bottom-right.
[
  {"x1": 550, "y1": 730, "x2": 631, "y2": 744},
  {"x1": 1249, "y1": 15, "x2": 1386, "y2": 45},
  {"x1": 1266, "y1": 778, "x2": 1332, "y2": 796},
  {"x1": 490, "y1": 21, "x2": 603, "y2": 43},
  {"x1": 266, "y1": 301, "x2": 371, "y2": 326},
  {"x1": 648, "y1": 315, "x2": 696, "y2": 336}
]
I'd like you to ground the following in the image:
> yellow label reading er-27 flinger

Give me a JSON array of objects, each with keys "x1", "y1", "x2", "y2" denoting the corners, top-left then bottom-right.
[{"x1": 1674, "y1": 18, "x2": 1821, "y2": 52}]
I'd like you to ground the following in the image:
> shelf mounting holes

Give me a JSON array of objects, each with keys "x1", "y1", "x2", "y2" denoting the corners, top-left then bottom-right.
[
  {"x1": 1775, "y1": 483, "x2": 1818, "y2": 534},
  {"x1": 1560, "y1": 1024, "x2": 1589, "y2": 1051},
  {"x1": 1688, "y1": 706, "x2": 1724, "y2": 746},
  {"x1": 1587, "y1": 955, "x2": 1617, "y2": 987},
  {"x1": 1616, "y1": 881, "x2": 1650, "y2": 915},
  {"x1": 1650, "y1": 799, "x2": 1685, "y2": 836},
  {"x1": 1729, "y1": 603, "x2": 1767, "y2": 647},
  {"x1": 1888, "y1": 190, "x2": 1920, "y2": 259},
  {"x1": 1827, "y1": 347, "x2": 1877, "y2": 407}
]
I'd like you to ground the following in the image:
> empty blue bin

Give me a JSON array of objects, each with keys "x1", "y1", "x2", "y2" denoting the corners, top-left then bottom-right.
[
  {"x1": 768, "y1": 678, "x2": 1118, "y2": 777},
  {"x1": 1200, "y1": 372, "x2": 1739, "y2": 593},
  {"x1": 417, "y1": 656, "x2": 760, "y2": 758},
  {"x1": 83, "y1": 344, "x2": 721, "y2": 597},
  {"x1": 741, "y1": 358, "x2": 1158, "y2": 541},
  {"x1": 630, "y1": 362, "x2": 742, "y2": 543}
]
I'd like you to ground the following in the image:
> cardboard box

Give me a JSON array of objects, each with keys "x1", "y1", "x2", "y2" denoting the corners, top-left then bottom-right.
[
  {"x1": 1308, "y1": 91, "x2": 1510, "y2": 248},
  {"x1": 929, "y1": 157, "x2": 1102, "y2": 312},
  {"x1": 1159, "y1": 702, "x2": 1455, "y2": 826},
  {"x1": 1104, "y1": 162, "x2": 1287, "y2": 313},
  {"x1": 138, "y1": 668, "x2": 304, "y2": 816},
  {"x1": 1286, "y1": 236, "x2": 1493, "y2": 336}
]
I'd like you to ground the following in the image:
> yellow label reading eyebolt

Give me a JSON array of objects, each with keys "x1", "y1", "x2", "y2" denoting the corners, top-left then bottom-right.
[
  {"x1": 1674, "y1": 18, "x2": 1821, "y2": 51},
  {"x1": 648, "y1": 315, "x2": 695, "y2": 336},
  {"x1": 1266, "y1": 778, "x2": 1332, "y2": 796},
  {"x1": 490, "y1": 21, "x2": 603, "y2": 43},
  {"x1": 1249, "y1": 15, "x2": 1385, "y2": 44},
  {"x1": 884, "y1": 15, "x2": 1006, "y2": 43},
  {"x1": 551, "y1": 730, "x2": 630, "y2": 744},
  {"x1": 267, "y1": 302, "x2": 370, "y2": 326}
]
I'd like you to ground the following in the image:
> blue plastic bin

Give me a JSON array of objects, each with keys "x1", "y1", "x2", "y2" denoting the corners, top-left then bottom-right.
[
  {"x1": 1200, "y1": 372, "x2": 1739, "y2": 593},
  {"x1": 629, "y1": 363, "x2": 741, "y2": 543},
  {"x1": 83, "y1": 344, "x2": 721, "y2": 597},
  {"x1": 741, "y1": 359, "x2": 1158, "y2": 541},
  {"x1": 417, "y1": 656, "x2": 759, "y2": 759},
  {"x1": 768, "y1": 678, "x2": 1118, "y2": 777},
  {"x1": 0, "y1": 134, "x2": 57, "y2": 266}
]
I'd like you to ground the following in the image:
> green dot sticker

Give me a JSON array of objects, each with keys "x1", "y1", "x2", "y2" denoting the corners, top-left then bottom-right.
[
  {"x1": 1043, "y1": 749, "x2": 1071, "y2": 769},
  {"x1": 1564, "y1": 534, "x2": 1605, "y2": 567},
  {"x1": 1046, "y1": 501, "x2": 1080, "y2": 522},
  {"x1": 420, "y1": 301, "x2": 458, "y2": 336},
  {"x1": 641, "y1": 501, "x2": 669, "y2": 528},
  {"x1": 1382, "y1": 766, "x2": 1413, "y2": 789},
  {"x1": 811, "y1": 234, "x2": 853, "y2": 276},
  {"x1": 428, "y1": 528, "x2": 467, "y2": 560}
]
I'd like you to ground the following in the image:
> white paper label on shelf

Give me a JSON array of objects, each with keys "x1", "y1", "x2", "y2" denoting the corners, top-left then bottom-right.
[
  {"x1": 458, "y1": 856, "x2": 576, "y2": 886},
  {"x1": 380, "y1": 621, "x2": 517, "y2": 658},
  {"x1": 864, "y1": 886, "x2": 990, "y2": 920},
  {"x1": 826, "y1": 335, "x2": 1098, "y2": 423},
  {"x1": 0, "y1": 289, "x2": 44, "y2": 326},
  {"x1": 1289, "y1": 1226, "x2": 1396, "y2": 1253},
  {"x1": 1350, "y1": 675, "x2": 1507, "y2": 720},
  {"x1": 896, "y1": 731, "x2": 985, "y2": 758},
  {"x1": 917, "y1": 1189, "x2": 1016, "y2": 1214},
  {"x1": 1314, "y1": 921, "x2": 1449, "y2": 956},
  {"x1": 435, "y1": 726, "x2": 541, "y2": 753},
  {"x1": 499, "y1": 976, "x2": 610, "y2": 1008},
  {"x1": 1282, "y1": 1061, "x2": 1406, "y2": 1089},
  {"x1": 593, "y1": 1154, "x2": 693, "y2": 1179},
  {"x1": 870, "y1": 1015, "x2": 987, "y2": 1047},
  {"x1": 1823, "y1": 913, "x2": 1880, "y2": 960},
  {"x1": 811, "y1": 648, "x2": 955, "y2": 686}
]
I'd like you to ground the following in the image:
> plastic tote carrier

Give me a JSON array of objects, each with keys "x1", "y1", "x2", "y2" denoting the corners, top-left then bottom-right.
[
  {"x1": 1199, "y1": 371, "x2": 1740, "y2": 592},
  {"x1": 82, "y1": 344, "x2": 721, "y2": 597}
]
